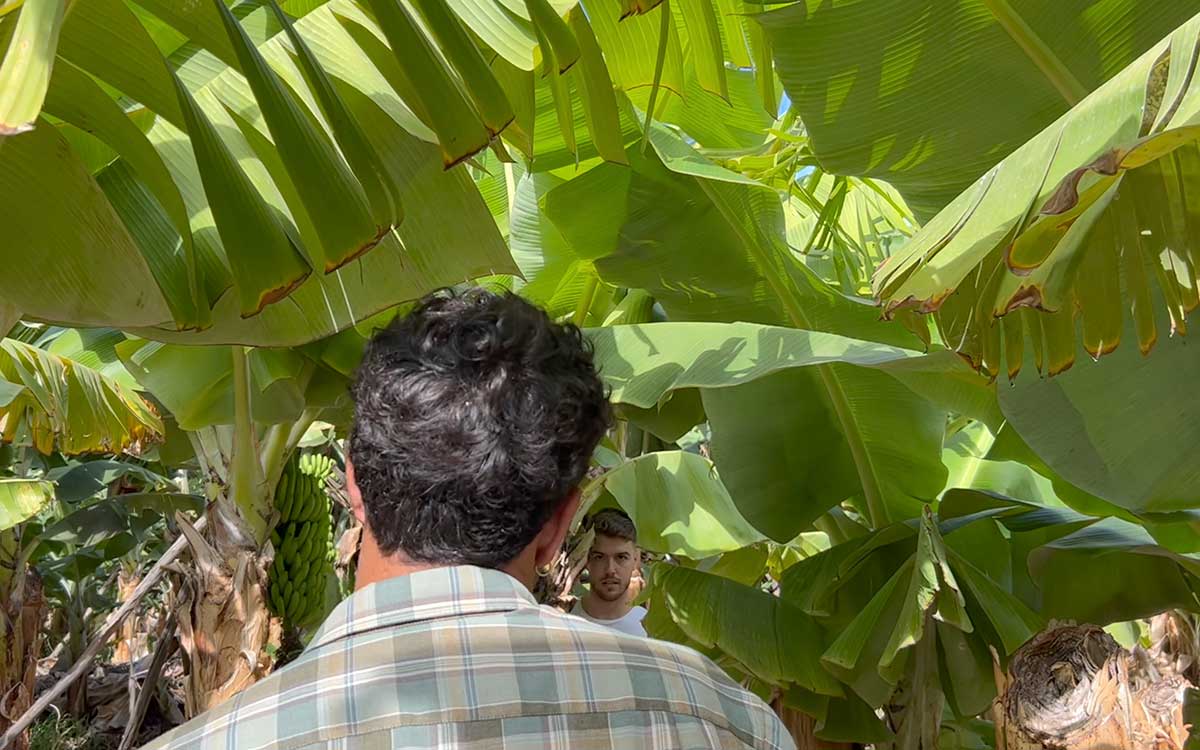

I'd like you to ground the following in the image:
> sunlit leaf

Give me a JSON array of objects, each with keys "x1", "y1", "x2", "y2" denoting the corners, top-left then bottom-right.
[
  {"x1": 0, "y1": 479, "x2": 52, "y2": 532},
  {"x1": 0, "y1": 338, "x2": 163, "y2": 455},
  {"x1": 764, "y1": 0, "x2": 1198, "y2": 219},
  {"x1": 602, "y1": 451, "x2": 765, "y2": 557},
  {"x1": 0, "y1": 0, "x2": 66, "y2": 134}
]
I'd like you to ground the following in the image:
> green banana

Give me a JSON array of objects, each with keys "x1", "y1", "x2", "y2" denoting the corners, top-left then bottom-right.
[
  {"x1": 298, "y1": 535, "x2": 315, "y2": 563},
  {"x1": 276, "y1": 473, "x2": 293, "y2": 521},
  {"x1": 267, "y1": 450, "x2": 338, "y2": 625}
]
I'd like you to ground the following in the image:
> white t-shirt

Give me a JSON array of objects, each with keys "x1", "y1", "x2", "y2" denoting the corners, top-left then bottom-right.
[{"x1": 572, "y1": 600, "x2": 648, "y2": 637}]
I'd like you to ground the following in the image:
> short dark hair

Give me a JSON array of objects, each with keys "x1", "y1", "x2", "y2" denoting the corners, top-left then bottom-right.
[
  {"x1": 349, "y1": 288, "x2": 612, "y2": 566},
  {"x1": 590, "y1": 507, "x2": 637, "y2": 544}
]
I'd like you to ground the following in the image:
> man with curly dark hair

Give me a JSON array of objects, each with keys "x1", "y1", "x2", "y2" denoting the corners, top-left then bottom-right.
[{"x1": 144, "y1": 288, "x2": 791, "y2": 750}]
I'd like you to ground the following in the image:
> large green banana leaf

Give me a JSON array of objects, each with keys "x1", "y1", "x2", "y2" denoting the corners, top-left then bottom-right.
[
  {"x1": 535, "y1": 126, "x2": 995, "y2": 535},
  {"x1": 939, "y1": 422, "x2": 1062, "y2": 506},
  {"x1": 1029, "y1": 516, "x2": 1200, "y2": 624},
  {"x1": 116, "y1": 338, "x2": 348, "y2": 430},
  {"x1": 0, "y1": 338, "x2": 163, "y2": 454},
  {"x1": 649, "y1": 563, "x2": 843, "y2": 695},
  {"x1": 936, "y1": 420, "x2": 1135, "y2": 523},
  {"x1": 0, "y1": 0, "x2": 778, "y2": 342},
  {"x1": 599, "y1": 451, "x2": 766, "y2": 558},
  {"x1": 940, "y1": 490, "x2": 1200, "y2": 624},
  {"x1": 998, "y1": 304, "x2": 1200, "y2": 514},
  {"x1": 759, "y1": 0, "x2": 1199, "y2": 220},
  {"x1": 874, "y1": 11, "x2": 1200, "y2": 377},
  {"x1": 587, "y1": 321, "x2": 929, "y2": 406},
  {"x1": 0, "y1": 0, "x2": 517, "y2": 342},
  {"x1": 586, "y1": 320, "x2": 989, "y2": 537}
]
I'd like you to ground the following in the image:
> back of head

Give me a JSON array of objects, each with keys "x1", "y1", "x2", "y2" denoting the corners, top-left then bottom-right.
[{"x1": 349, "y1": 288, "x2": 612, "y2": 567}]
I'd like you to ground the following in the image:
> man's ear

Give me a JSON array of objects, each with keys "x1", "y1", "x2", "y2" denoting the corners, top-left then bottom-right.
[
  {"x1": 535, "y1": 489, "x2": 581, "y2": 570},
  {"x1": 345, "y1": 457, "x2": 367, "y2": 525}
]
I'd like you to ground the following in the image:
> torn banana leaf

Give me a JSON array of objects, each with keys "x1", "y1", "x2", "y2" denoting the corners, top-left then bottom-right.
[{"x1": 875, "y1": 11, "x2": 1200, "y2": 379}]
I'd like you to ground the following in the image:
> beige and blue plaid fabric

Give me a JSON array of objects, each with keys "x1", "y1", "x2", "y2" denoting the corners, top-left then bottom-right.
[{"x1": 142, "y1": 565, "x2": 792, "y2": 750}]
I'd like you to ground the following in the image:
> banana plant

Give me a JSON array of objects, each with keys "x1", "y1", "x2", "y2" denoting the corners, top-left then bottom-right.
[
  {"x1": 870, "y1": 13, "x2": 1200, "y2": 528},
  {"x1": 0, "y1": 0, "x2": 784, "y2": 343},
  {"x1": 875, "y1": 11, "x2": 1200, "y2": 378},
  {"x1": 639, "y1": 483, "x2": 1200, "y2": 746},
  {"x1": 107, "y1": 331, "x2": 356, "y2": 715},
  {"x1": 0, "y1": 334, "x2": 164, "y2": 745},
  {"x1": 29, "y1": 458, "x2": 200, "y2": 716}
]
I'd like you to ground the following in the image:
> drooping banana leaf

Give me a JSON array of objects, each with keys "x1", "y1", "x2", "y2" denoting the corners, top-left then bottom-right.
[
  {"x1": 1030, "y1": 516, "x2": 1200, "y2": 624},
  {"x1": 46, "y1": 458, "x2": 173, "y2": 504},
  {"x1": 997, "y1": 302, "x2": 1200, "y2": 515},
  {"x1": 0, "y1": 337, "x2": 163, "y2": 454},
  {"x1": 600, "y1": 450, "x2": 766, "y2": 558},
  {"x1": 0, "y1": 0, "x2": 66, "y2": 134},
  {"x1": 0, "y1": 0, "x2": 514, "y2": 341},
  {"x1": 649, "y1": 562, "x2": 843, "y2": 696},
  {"x1": 760, "y1": 0, "x2": 1200, "y2": 220},
  {"x1": 874, "y1": 12, "x2": 1200, "y2": 377},
  {"x1": 940, "y1": 489, "x2": 1200, "y2": 625}
]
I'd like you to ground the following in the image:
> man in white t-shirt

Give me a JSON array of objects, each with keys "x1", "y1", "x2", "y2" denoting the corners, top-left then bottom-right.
[{"x1": 572, "y1": 508, "x2": 647, "y2": 637}]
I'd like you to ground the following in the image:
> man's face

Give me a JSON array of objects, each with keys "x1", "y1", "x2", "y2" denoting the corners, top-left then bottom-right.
[{"x1": 586, "y1": 534, "x2": 639, "y2": 603}]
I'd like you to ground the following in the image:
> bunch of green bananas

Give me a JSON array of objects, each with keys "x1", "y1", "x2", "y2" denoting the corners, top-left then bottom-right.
[{"x1": 268, "y1": 452, "x2": 337, "y2": 627}]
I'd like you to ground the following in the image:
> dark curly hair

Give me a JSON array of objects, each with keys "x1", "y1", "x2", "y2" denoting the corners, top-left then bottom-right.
[{"x1": 349, "y1": 288, "x2": 612, "y2": 567}]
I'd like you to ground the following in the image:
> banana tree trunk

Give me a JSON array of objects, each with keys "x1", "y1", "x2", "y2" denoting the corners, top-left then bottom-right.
[
  {"x1": 173, "y1": 348, "x2": 280, "y2": 717},
  {"x1": 174, "y1": 502, "x2": 278, "y2": 718},
  {"x1": 995, "y1": 624, "x2": 1192, "y2": 749},
  {"x1": 0, "y1": 531, "x2": 44, "y2": 750},
  {"x1": 171, "y1": 347, "x2": 321, "y2": 717},
  {"x1": 1151, "y1": 611, "x2": 1200, "y2": 685}
]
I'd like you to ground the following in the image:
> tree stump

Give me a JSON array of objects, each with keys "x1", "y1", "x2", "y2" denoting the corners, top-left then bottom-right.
[{"x1": 995, "y1": 624, "x2": 1193, "y2": 749}]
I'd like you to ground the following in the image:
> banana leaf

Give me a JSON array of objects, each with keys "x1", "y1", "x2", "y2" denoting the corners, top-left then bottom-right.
[
  {"x1": 0, "y1": 479, "x2": 53, "y2": 532},
  {"x1": 46, "y1": 458, "x2": 173, "y2": 504},
  {"x1": 761, "y1": 0, "x2": 1199, "y2": 220},
  {"x1": 998, "y1": 303, "x2": 1200, "y2": 514},
  {"x1": 540, "y1": 123, "x2": 994, "y2": 535},
  {"x1": 0, "y1": 337, "x2": 162, "y2": 454},
  {"x1": 874, "y1": 11, "x2": 1200, "y2": 378},
  {"x1": 0, "y1": 0, "x2": 512, "y2": 343},
  {"x1": 601, "y1": 450, "x2": 765, "y2": 557},
  {"x1": 650, "y1": 562, "x2": 843, "y2": 695}
]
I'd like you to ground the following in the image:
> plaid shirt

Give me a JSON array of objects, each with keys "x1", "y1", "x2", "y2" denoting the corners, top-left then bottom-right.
[{"x1": 142, "y1": 565, "x2": 792, "y2": 750}]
